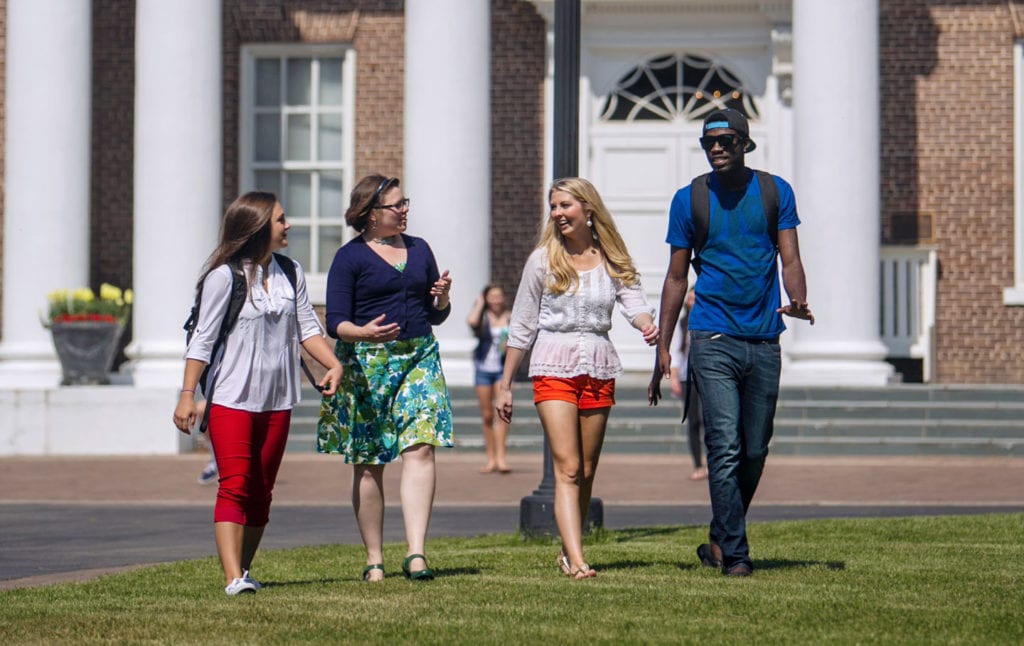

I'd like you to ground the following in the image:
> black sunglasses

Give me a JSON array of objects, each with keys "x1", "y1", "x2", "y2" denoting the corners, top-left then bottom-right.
[{"x1": 699, "y1": 134, "x2": 743, "y2": 151}]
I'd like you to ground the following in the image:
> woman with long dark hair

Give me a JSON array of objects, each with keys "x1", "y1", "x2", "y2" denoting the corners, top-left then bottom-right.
[
  {"x1": 173, "y1": 191, "x2": 343, "y2": 595},
  {"x1": 318, "y1": 174, "x2": 454, "y2": 582}
]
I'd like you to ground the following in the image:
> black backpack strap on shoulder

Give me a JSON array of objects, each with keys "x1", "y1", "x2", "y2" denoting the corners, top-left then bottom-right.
[
  {"x1": 273, "y1": 252, "x2": 297, "y2": 287},
  {"x1": 688, "y1": 172, "x2": 712, "y2": 274},
  {"x1": 274, "y1": 253, "x2": 321, "y2": 392},
  {"x1": 754, "y1": 170, "x2": 780, "y2": 249},
  {"x1": 193, "y1": 262, "x2": 247, "y2": 432}
]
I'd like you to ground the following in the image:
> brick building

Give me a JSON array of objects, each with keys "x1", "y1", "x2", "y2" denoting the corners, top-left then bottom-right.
[{"x1": 0, "y1": 0, "x2": 1022, "y2": 453}]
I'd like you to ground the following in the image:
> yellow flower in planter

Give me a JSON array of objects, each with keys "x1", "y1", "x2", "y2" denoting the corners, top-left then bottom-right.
[{"x1": 45, "y1": 283, "x2": 133, "y2": 326}]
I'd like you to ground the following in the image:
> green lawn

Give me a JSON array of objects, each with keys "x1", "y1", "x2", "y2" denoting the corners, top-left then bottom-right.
[{"x1": 1, "y1": 514, "x2": 1021, "y2": 644}]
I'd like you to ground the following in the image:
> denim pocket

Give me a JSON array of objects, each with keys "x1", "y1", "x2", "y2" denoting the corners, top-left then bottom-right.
[{"x1": 690, "y1": 330, "x2": 720, "y2": 342}]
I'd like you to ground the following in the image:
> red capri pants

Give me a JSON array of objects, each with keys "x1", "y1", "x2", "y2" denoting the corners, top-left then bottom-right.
[{"x1": 207, "y1": 404, "x2": 291, "y2": 526}]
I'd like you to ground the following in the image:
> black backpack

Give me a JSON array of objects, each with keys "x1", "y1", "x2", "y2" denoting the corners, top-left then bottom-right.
[
  {"x1": 688, "y1": 169, "x2": 779, "y2": 273},
  {"x1": 184, "y1": 253, "x2": 317, "y2": 431}
]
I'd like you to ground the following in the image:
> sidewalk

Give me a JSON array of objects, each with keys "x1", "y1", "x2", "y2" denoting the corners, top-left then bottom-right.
[{"x1": 2, "y1": 452, "x2": 1023, "y2": 507}]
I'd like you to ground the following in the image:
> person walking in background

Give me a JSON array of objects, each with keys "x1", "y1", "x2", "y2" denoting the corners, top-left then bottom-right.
[
  {"x1": 669, "y1": 286, "x2": 707, "y2": 481},
  {"x1": 317, "y1": 174, "x2": 454, "y2": 583},
  {"x1": 655, "y1": 108, "x2": 813, "y2": 577},
  {"x1": 194, "y1": 399, "x2": 219, "y2": 485},
  {"x1": 467, "y1": 284, "x2": 512, "y2": 474},
  {"x1": 496, "y1": 177, "x2": 658, "y2": 581},
  {"x1": 173, "y1": 191, "x2": 343, "y2": 596}
]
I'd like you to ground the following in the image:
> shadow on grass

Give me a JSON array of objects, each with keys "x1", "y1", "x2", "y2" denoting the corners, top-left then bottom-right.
[
  {"x1": 606, "y1": 526, "x2": 692, "y2": 543},
  {"x1": 433, "y1": 567, "x2": 482, "y2": 578},
  {"x1": 756, "y1": 559, "x2": 845, "y2": 571},
  {"x1": 262, "y1": 576, "x2": 350, "y2": 588},
  {"x1": 592, "y1": 560, "x2": 700, "y2": 572}
]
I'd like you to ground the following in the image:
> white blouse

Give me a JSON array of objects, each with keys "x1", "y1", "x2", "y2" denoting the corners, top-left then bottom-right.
[
  {"x1": 507, "y1": 248, "x2": 655, "y2": 380},
  {"x1": 185, "y1": 258, "x2": 325, "y2": 412}
]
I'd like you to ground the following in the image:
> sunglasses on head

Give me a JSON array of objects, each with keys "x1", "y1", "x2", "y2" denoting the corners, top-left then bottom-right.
[{"x1": 699, "y1": 134, "x2": 743, "y2": 151}]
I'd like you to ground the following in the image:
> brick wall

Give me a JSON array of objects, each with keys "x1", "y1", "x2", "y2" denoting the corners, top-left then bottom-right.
[
  {"x1": 881, "y1": 0, "x2": 1024, "y2": 382},
  {"x1": 490, "y1": 0, "x2": 546, "y2": 294},
  {"x1": 91, "y1": 1, "x2": 135, "y2": 293},
  {"x1": 222, "y1": 0, "x2": 405, "y2": 209}
]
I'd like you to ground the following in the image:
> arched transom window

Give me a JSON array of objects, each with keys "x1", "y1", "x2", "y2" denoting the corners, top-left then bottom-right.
[{"x1": 600, "y1": 54, "x2": 759, "y2": 123}]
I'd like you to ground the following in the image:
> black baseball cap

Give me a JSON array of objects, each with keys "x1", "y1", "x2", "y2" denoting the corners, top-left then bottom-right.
[{"x1": 702, "y1": 108, "x2": 756, "y2": 152}]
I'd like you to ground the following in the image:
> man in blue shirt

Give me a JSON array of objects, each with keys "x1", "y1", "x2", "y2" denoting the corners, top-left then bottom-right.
[{"x1": 656, "y1": 108, "x2": 814, "y2": 576}]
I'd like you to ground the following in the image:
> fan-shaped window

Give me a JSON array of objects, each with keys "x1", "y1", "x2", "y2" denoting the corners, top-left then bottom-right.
[{"x1": 600, "y1": 54, "x2": 758, "y2": 123}]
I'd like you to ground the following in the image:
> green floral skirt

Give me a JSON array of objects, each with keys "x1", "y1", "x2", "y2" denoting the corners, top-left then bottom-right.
[{"x1": 317, "y1": 334, "x2": 454, "y2": 464}]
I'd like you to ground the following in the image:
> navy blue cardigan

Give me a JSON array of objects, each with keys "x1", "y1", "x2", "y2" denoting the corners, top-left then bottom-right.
[{"x1": 325, "y1": 234, "x2": 450, "y2": 340}]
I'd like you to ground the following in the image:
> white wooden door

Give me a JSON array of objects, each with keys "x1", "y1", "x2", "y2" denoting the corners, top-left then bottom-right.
[{"x1": 589, "y1": 128, "x2": 705, "y2": 371}]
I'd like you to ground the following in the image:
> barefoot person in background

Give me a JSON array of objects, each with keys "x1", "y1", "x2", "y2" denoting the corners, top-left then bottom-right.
[
  {"x1": 669, "y1": 286, "x2": 707, "y2": 481},
  {"x1": 467, "y1": 284, "x2": 512, "y2": 474}
]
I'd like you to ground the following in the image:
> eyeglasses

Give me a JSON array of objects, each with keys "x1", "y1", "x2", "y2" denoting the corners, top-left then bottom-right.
[
  {"x1": 374, "y1": 198, "x2": 410, "y2": 211},
  {"x1": 699, "y1": 134, "x2": 742, "y2": 151}
]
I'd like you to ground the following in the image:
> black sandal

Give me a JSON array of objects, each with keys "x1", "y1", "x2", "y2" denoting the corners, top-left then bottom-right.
[{"x1": 402, "y1": 554, "x2": 434, "y2": 581}]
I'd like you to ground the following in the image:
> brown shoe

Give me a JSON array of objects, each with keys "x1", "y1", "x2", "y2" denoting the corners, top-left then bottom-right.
[
  {"x1": 696, "y1": 543, "x2": 723, "y2": 568},
  {"x1": 724, "y1": 563, "x2": 752, "y2": 577}
]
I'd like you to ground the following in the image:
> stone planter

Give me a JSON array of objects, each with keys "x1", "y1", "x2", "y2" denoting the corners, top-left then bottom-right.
[{"x1": 50, "y1": 321, "x2": 125, "y2": 385}]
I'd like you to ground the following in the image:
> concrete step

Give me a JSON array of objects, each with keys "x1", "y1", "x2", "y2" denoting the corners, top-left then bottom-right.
[{"x1": 288, "y1": 384, "x2": 1024, "y2": 456}]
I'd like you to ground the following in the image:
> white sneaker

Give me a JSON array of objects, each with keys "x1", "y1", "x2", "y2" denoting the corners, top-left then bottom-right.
[
  {"x1": 241, "y1": 569, "x2": 263, "y2": 590},
  {"x1": 197, "y1": 459, "x2": 218, "y2": 485},
  {"x1": 224, "y1": 577, "x2": 257, "y2": 596}
]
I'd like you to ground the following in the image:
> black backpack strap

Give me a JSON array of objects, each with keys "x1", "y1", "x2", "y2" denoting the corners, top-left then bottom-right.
[
  {"x1": 754, "y1": 170, "x2": 779, "y2": 249},
  {"x1": 688, "y1": 173, "x2": 711, "y2": 274},
  {"x1": 195, "y1": 262, "x2": 247, "y2": 432},
  {"x1": 273, "y1": 253, "x2": 322, "y2": 392}
]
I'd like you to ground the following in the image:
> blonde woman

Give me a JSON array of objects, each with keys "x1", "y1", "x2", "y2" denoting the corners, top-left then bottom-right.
[{"x1": 496, "y1": 177, "x2": 658, "y2": 580}]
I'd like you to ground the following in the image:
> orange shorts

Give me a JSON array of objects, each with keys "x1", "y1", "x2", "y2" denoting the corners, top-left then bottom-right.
[{"x1": 532, "y1": 375, "x2": 616, "y2": 410}]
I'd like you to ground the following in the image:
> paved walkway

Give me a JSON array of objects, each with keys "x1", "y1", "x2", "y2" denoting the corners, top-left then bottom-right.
[
  {"x1": 3, "y1": 452, "x2": 1023, "y2": 507},
  {"x1": 2, "y1": 452, "x2": 1022, "y2": 590}
]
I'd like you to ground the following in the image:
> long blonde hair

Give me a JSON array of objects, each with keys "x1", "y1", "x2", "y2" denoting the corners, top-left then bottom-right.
[{"x1": 538, "y1": 177, "x2": 640, "y2": 294}]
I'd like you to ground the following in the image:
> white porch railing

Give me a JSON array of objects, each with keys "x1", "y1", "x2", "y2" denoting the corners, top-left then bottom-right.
[{"x1": 880, "y1": 245, "x2": 938, "y2": 381}]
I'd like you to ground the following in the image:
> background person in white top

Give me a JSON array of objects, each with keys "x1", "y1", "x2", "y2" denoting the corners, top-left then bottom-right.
[
  {"x1": 496, "y1": 177, "x2": 659, "y2": 581},
  {"x1": 173, "y1": 192, "x2": 343, "y2": 596},
  {"x1": 669, "y1": 286, "x2": 707, "y2": 481}
]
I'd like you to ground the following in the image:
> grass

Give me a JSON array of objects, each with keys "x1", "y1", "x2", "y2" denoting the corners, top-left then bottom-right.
[{"x1": 1, "y1": 514, "x2": 1022, "y2": 644}]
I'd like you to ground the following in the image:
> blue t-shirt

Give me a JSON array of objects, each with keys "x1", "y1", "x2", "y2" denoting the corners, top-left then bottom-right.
[
  {"x1": 665, "y1": 170, "x2": 800, "y2": 339},
  {"x1": 325, "y1": 234, "x2": 450, "y2": 340}
]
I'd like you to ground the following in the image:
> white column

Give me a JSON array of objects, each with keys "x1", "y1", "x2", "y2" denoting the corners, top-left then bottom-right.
[
  {"x1": 784, "y1": 0, "x2": 894, "y2": 385},
  {"x1": 404, "y1": 0, "x2": 491, "y2": 385},
  {"x1": 0, "y1": 0, "x2": 92, "y2": 387},
  {"x1": 127, "y1": 0, "x2": 222, "y2": 387}
]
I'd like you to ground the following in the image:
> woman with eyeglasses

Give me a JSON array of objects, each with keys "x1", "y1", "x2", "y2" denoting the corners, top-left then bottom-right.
[{"x1": 317, "y1": 174, "x2": 454, "y2": 583}]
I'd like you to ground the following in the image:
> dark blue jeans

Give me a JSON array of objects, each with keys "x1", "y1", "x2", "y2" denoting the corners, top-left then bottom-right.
[{"x1": 689, "y1": 330, "x2": 781, "y2": 571}]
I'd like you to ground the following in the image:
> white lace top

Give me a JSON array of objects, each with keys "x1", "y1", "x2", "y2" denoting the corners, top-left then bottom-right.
[{"x1": 507, "y1": 248, "x2": 655, "y2": 380}]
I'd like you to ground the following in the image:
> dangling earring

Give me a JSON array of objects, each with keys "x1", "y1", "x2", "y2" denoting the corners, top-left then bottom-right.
[{"x1": 587, "y1": 218, "x2": 592, "y2": 227}]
